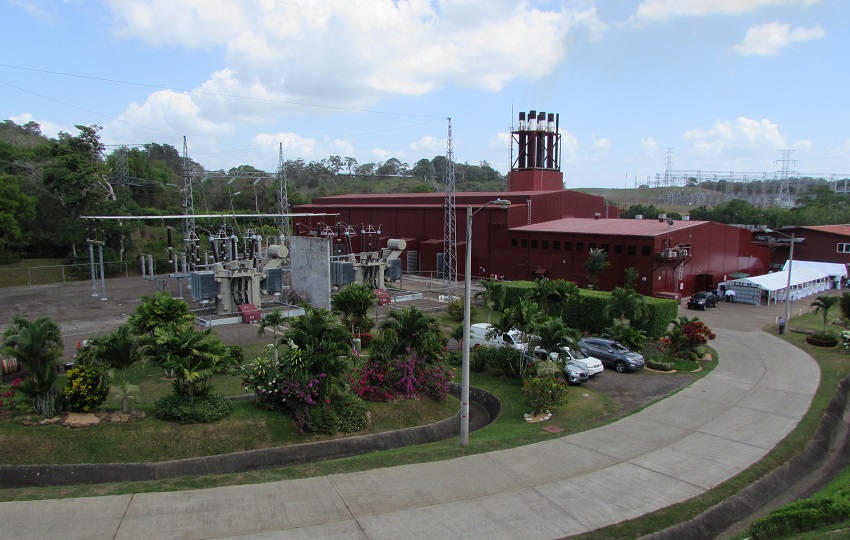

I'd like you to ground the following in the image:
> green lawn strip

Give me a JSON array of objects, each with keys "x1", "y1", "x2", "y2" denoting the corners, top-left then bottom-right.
[
  {"x1": 0, "y1": 362, "x2": 710, "y2": 501},
  {"x1": 570, "y1": 314, "x2": 850, "y2": 540}
]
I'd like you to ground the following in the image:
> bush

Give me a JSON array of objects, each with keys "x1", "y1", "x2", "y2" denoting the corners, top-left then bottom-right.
[
  {"x1": 646, "y1": 359, "x2": 674, "y2": 371},
  {"x1": 447, "y1": 298, "x2": 477, "y2": 322},
  {"x1": 32, "y1": 388, "x2": 63, "y2": 419},
  {"x1": 522, "y1": 375, "x2": 569, "y2": 415},
  {"x1": 750, "y1": 493, "x2": 850, "y2": 539},
  {"x1": 300, "y1": 393, "x2": 368, "y2": 435},
  {"x1": 483, "y1": 347, "x2": 528, "y2": 379},
  {"x1": 807, "y1": 331, "x2": 838, "y2": 348},
  {"x1": 153, "y1": 394, "x2": 233, "y2": 424},
  {"x1": 63, "y1": 364, "x2": 110, "y2": 412}
]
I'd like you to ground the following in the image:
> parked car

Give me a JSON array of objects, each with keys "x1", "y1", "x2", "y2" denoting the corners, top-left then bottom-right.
[
  {"x1": 578, "y1": 337, "x2": 645, "y2": 373},
  {"x1": 468, "y1": 323, "x2": 527, "y2": 351},
  {"x1": 559, "y1": 346, "x2": 604, "y2": 376},
  {"x1": 687, "y1": 291, "x2": 719, "y2": 310},
  {"x1": 526, "y1": 347, "x2": 589, "y2": 384}
]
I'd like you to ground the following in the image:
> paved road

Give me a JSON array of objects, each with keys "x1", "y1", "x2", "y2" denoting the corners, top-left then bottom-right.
[{"x1": 0, "y1": 286, "x2": 823, "y2": 539}]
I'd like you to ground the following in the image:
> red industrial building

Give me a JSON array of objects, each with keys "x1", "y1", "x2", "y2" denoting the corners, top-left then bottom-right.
[
  {"x1": 293, "y1": 109, "x2": 770, "y2": 298},
  {"x1": 756, "y1": 225, "x2": 850, "y2": 272}
]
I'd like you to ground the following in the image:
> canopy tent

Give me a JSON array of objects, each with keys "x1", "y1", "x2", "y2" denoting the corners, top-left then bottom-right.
[
  {"x1": 782, "y1": 260, "x2": 848, "y2": 288},
  {"x1": 725, "y1": 267, "x2": 832, "y2": 306}
]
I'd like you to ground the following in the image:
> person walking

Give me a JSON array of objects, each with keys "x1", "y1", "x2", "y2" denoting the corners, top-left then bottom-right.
[{"x1": 778, "y1": 316, "x2": 786, "y2": 334}]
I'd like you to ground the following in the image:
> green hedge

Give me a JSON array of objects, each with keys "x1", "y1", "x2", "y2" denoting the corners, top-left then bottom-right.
[
  {"x1": 497, "y1": 281, "x2": 678, "y2": 339},
  {"x1": 750, "y1": 493, "x2": 850, "y2": 539}
]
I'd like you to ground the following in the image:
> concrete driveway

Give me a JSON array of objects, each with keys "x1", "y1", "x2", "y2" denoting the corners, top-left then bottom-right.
[{"x1": 0, "y1": 286, "x2": 822, "y2": 539}]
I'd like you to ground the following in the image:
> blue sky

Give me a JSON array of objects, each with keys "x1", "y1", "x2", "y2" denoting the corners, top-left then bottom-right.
[{"x1": 1, "y1": 0, "x2": 847, "y2": 188}]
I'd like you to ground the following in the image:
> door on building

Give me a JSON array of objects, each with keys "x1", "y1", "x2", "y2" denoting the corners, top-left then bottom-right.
[{"x1": 695, "y1": 273, "x2": 714, "y2": 292}]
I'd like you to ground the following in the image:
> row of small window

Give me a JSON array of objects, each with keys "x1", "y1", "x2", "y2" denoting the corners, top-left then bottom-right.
[
  {"x1": 838, "y1": 243, "x2": 850, "y2": 253},
  {"x1": 510, "y1": 238, "x2": 652, "y2": 256}
]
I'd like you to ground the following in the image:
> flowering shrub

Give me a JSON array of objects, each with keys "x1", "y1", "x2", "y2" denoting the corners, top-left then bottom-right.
[
  {"x1": 522, "y1": 375, "x2": 569, "y2": 415},
  {"x1": 664, "y1": 316, "x2": 716, "y2": 360},
  {"x1": 0, "y1": 378, "x2": 23, "y2": 412},
  {"x1": 352, "y1": 353, "x2": 454, "y2": 402},
  {"x1": 64, "y1": 364, "x2": 109, "y2": 412},
  {"x1": 357, "y1": 333, "x2": 374, "y2": 348},
  {"x1": 840, "y1": 331, "x2": 850, "y2": 354}
]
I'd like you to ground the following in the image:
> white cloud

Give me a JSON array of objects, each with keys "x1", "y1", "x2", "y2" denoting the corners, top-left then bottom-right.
[
  {"x1": 640, "y1": 136, "x2": 658, "y2": 155},
  {"x1": 592, "y1": 136, "x2": 611, "y2": 151},
  {"x1": 792, "y1": 139, "x2": 812, "y2": 152},
  {"x1": 9, "y1": 112, "x2": 71, "y2": 139},
  {"x1": 409, "y1": 135, "x2": 445, "y2": 155},
  {"x1": 632, "y1": 0, "x2": 821, "y2": 23},
  {"x1": 733, "y1": 22, "x2": 825, "y2": 56},
  {"x1": 682, "y1": 117, "x2": 786, "y2": 164},
  {"x1": 104, "y1": 0, "x2": 601, "y2": 106},
  {"x1": 251, "y1": 132, "x2": 353, "y2": 163}
]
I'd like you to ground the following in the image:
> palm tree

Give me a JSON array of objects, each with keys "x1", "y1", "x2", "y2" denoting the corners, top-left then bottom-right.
[
  {"x1": 154, "y1": 324, "x2": 230, "y2": 401},
  {"x1": 624, "y1": 267, "x2": 639, "y2": 289},
  {"x1": 585, "y1": 248, "x2": 611, "y2": 290},
  {"x1": 531, "y1": 317, "x2": 581, "y2": 365},
  {"x1": 1, "y1": 316, "x2": 63, "y2": 401},
  {"x1": 80, "y1": 324, "x2": 143, "y2": 413},
  {"x1": 603, "y1": 287, "x2": 648, "y2": 325},
  {"x1": 450, "y1": 324, "x2": 465, "y2": 350},
  {"x1": 839, "y1": 291, "x2": 850, "y2": 320},
  {"x1": 811, "y1": 295, "x2": 841, "y2": 332},
  {"x1": 257, "y1": 309, "x2": 286, "y2": 360},
  {"x1": 331, "y1": 283, "x2": 376, "y2": 335},
  {"x1": 282, "y1": 306, "x2": 353, "y2": 398},
  {"x1": 127, "y1": 291, "x2": 194, "y2": 338},
  {"x1": 377, "y1": 306, "x2": 445, "y2": 361},
  {"x1": 474, "y1": 279, "x2": 504, "y2": 323}
]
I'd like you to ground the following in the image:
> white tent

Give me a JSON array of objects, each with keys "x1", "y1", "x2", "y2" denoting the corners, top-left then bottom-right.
[
  {"x1": 782, "y1": 260, "x2": 848, "y2": 288},
  {"x1": 725, "y1": 267, "x2": 832, "y2": 305}
]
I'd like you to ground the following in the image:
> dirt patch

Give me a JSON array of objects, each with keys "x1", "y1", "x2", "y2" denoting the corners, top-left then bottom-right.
[{"x1": 588, "y1": 368, "x2": 701, "y2": 420}]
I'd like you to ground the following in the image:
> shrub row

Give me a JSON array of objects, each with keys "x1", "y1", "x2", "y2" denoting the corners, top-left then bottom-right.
[
  {"x1": 492, "y1": 280, "x2": 678, "y2": 338},
  {"x1": 153, "y1": 394, "x2": 233, "y2": 424},
  {"x1": 749, "y1": 492, "x2": 850, "y2": 539},
  {"x1": 646, "y1": 359, "x2": 674, "y2": 371}
]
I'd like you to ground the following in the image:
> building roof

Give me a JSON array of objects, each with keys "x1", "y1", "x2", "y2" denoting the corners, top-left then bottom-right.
[
  {"x1": 510, "y1": 217, "x2": 708, "y2": 237},
  {"x1": 782, "y1": 260, "x2": 848, "y2": 277},
  {"x1": 797, "y1": 224, "x2": 850, "y2": 237},
  {"x1": 728, "y1": 267, "x2": 830, "y2": 292}
]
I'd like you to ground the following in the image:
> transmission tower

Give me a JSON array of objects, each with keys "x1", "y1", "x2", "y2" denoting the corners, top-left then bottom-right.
[
  {"x1": 181, "y1": 136, "x2": 196, "y2": 245},
  {"x1": 443, "y1": 118, "x2": 457, "y2": 293},
  {"x1": 114, "y1": 146, "x2": 129, "y2": 186},
  {"x1": 664, "y1": 148, "x2": 674, "y2": 187},
  {"x1": 775, "y1": 150, "x2": 796, "y2": 207},
  {"x1": 277, "y1": 142, "x2": 290, "y2": 243}
]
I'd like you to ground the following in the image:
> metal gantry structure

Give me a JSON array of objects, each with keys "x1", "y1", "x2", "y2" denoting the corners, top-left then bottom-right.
[{"x1": 442, "y1": 118, "x2": 457, "y2": 294}]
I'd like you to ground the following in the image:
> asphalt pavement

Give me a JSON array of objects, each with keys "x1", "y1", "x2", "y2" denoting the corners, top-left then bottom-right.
[{"x1": 0, "y1": 282, "x2": 825, "y2": 539}]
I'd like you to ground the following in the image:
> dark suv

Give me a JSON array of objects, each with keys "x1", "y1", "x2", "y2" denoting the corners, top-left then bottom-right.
[
  {"x1": 687, "y1": 291, "x2": 719, "y2": 310},
  {"x1": 579, "y1": 337, "x2": 645, "y2": 373}
]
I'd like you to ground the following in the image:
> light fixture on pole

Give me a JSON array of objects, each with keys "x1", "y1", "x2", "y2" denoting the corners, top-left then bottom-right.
[
  {"x1": 784, "y1": 232, "x2": 795, "y2": 334},
  {"x1": 767, "y1": 228, "x2": 797, "y2": 334},
  {"x1": 461, "y1": 198, "x2": 511, "y2": 447}
]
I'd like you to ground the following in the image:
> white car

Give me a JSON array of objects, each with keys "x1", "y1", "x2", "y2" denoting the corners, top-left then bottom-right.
[{"x1": 559, "y1": 346, "x2": 604, "y2": 376}]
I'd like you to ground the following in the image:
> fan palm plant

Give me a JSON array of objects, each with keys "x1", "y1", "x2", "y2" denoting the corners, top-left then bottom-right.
[{"x1": 811, "y1": 295, "x2": 841, "y2": 333}]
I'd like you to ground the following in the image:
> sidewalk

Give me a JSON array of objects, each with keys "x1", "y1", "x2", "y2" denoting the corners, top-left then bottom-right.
[{"x1": 0, "y1": 284, "x2": 823, "y2": 539}]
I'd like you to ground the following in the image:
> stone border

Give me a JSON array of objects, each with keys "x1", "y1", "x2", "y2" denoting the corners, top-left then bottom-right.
[
  {"x1": 0, "y1": 384, "x2": 501, "y2": 488},
  {"x1": 641, "y1": 373, "x2": 850, "y2": 540}
]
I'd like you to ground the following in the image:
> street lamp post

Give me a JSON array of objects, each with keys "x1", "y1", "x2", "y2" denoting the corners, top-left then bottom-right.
[
  {"x1": 461, "y1": 198, "x2": 510, "y2": 447},
  {"x1": 783, "y1": 233, "x2": 795, "y2": 334}
]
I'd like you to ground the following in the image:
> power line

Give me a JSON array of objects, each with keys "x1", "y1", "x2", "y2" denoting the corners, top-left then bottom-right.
[{"x1": 0, "y1": 63, "x2": 446, "y2": 119}]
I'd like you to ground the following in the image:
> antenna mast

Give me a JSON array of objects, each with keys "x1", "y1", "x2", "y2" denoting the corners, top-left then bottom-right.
[{"x1": 443, "y1": 118, "x2": 457, "y2": 293}]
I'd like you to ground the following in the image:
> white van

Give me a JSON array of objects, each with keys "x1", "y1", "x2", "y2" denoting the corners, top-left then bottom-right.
[{"x1": 468, "y1": 323, "x2": 527, "y2": 351}]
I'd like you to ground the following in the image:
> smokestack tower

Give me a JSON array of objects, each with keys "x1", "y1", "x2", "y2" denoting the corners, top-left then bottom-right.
[{"x1": 508, "y1": 109, "x2": 563, "y2": 192}]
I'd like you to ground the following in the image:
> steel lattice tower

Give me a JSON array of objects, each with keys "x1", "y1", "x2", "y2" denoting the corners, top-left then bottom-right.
[
  {"x1": 443, "y1": 118, "x2": 457, "y2": 293},
  {"x1": 277, "y1": 142, "x2": 290, "y2": 242},
  {"x1": 775, "y1": 150, "x2": 796, "y2": 208},
  {"x1": 181, "y1": 136, "x2": 196, "y2": 244}
]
